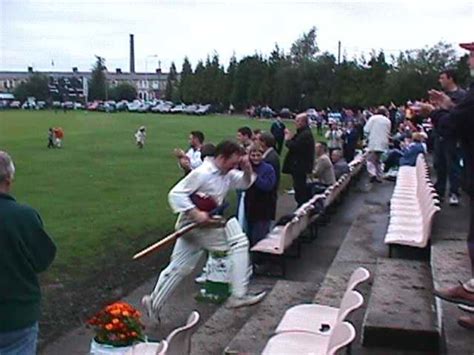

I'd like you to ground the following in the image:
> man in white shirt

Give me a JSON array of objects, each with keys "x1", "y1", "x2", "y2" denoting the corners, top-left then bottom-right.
[
  {"x1": 174, "y1": 131, "x2": 205, "y2": 175},
  {"x1": 142, "y1": 141, "x2": 266, "y2": 321},
  {"x1": 364, "y1": 106, "x2": 392, "y2": 182}
]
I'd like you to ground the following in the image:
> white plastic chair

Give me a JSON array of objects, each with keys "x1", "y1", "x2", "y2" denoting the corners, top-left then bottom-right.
[
  {"x1": 346, "y1": 267, "x2": 370, "y2": 290},
  {"x1": 165, "y1": 311, "x2": 200, "y2": 355},
  {"x1": 262, "y1": 321, "x2": 356, "y2": 355},
  {"x1": 125, "y1": 339, "x2": 168, "y2": 355},
  {"x1": 275, "y1": 290, "x2": 363, "y2": 335}
]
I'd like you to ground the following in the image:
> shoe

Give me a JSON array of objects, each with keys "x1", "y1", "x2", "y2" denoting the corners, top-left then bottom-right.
[
  {"x1": 458, "y1": 304, "x2": 474, "y2": 313},
  {"x1": 434, "y1": 282, "x2": 474, "y2": 307},
  {"x1": 458, "y1": 315, "x2": 474, "y2": 330},
  {"x1": 194, "y1": 273, "x2": 207, "y2": 284},
  {"x1": 225, "y1": 291, "x2": 267, "y2": 309},
  {"x1": 286, "y1": 189, "x2": 295, "y2": 195},
  {"x1": 449, "y1": 194, "x2": 459, "y2": 206}
]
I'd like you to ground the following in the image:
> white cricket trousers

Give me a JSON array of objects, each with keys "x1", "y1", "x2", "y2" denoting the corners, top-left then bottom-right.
[{"x1": 149, "y1": 217, "x2": 250, "y2": 312}]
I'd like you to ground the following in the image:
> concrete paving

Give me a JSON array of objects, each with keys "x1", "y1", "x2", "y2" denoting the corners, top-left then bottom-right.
[{"x1": 363, "y1": 259, "x2": 439, "y2": 352}]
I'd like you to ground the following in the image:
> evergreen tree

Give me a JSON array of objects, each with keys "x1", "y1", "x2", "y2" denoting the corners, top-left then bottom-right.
[{"x1": 88, "y1": 56, "x2": 108, "y2": 101}]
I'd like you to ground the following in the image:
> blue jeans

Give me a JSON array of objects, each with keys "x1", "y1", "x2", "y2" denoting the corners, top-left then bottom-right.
[
  {"x1": 434, "y1": 137, "x2": 461, "y2": 196},
  {"x1": 0, "y1": 322, "x2": 38, "y2": 355}
]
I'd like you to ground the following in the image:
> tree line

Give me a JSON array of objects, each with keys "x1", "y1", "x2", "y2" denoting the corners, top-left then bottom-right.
[{"x1": 165, "y1": 27, "x2": 469, "y2": 111}]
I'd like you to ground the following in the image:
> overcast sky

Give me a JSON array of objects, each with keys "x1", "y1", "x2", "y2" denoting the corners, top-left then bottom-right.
[{"x1": 1, "y1": 0, "x2": 473, "y2": 73}]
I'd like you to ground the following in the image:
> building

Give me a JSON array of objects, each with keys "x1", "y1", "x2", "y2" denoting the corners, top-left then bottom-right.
[{"x1": 0, "y1": 66, "x2": 169, "y2": 102}]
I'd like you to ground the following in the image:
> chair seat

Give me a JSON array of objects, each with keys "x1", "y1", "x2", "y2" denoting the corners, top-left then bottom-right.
[
  {"x1": 276, "y1": 304, "x2": 338, "y2": 335},
  {"x1": 262, "y1": 331, "x2": 328, "y2": 355},
  {"x1": 125, "y1": 342, "x2": 161, "y2": 355}
]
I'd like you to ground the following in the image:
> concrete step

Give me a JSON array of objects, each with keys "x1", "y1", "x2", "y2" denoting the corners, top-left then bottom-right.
[
  {"x1": 431, "y1": 239, "x2": 474, "y2": 354},
  {"x1": 222, "y1": 280, "x2": 319, "y2": 354},
  {"x1": 362, "y1": 258, "x2": 439, "y2": 352}
]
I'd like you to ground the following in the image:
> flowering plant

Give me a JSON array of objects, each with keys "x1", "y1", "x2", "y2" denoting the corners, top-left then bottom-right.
[{"x1": 87, "y1": 301, "x2": 145, "y2": 347}]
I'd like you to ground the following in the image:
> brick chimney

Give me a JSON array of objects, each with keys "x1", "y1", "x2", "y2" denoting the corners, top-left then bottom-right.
[{"x1": 129, "y1": 34, "x2": 135, "y2": 73}]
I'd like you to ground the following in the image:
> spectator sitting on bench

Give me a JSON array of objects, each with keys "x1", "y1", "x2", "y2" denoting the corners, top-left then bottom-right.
[
  {"x1": 308, "y1": 142, "x2": 336, "y2": 195},
  {"x1": 331, "y1": 148, "x2": 350, "y2": 180},
  {"x1": 399, "y1": 132, "x2": 426, "y2": 167}
]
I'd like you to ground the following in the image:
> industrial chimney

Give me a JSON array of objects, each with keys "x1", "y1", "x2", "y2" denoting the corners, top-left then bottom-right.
[{"x1": 129, "y1": 34, "x2": 135, "y2": 73}]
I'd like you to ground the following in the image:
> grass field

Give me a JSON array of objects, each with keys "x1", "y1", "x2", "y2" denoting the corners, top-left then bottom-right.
[{"x1": 1, "y1": 110, "x2": 325, "y2": 283}]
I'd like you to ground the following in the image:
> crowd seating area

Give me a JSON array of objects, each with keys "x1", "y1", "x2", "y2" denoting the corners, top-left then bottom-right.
[{"x1": 251, "y1": 152, "x2": 367, "y2": 276}]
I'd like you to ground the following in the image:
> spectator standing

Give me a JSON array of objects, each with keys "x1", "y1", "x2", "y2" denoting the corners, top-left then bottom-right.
[
  {"x1": 431, "y1": 70, "x2": 467, "y2": 205},
  {"x1": 236, "y1": 127, "x2": 253, "y2": 151},
  {"x1": 282, "y1": 113, "x2": 315, "y2": 206},
  {"x1": 259, "y1": 132, "x2": 281, "y2": 223},
  {"x1": 0, "y1": 151, "x2": 56, "y2": 354},
  {"x1": 364, "y1": 106, "x2": 392, "y2": 182},
  {"x1": 422, "y1": 42, "x2": 474, "y2": 329},
  {"x1": 244, "y1": 143, "x2": 276, "y2": 247},
  {"x1": 325, "y1": 123, "x2": 343, "y2": 153},
  {"x1": 270, "y1": 116, "x2": 286, "y2": 155},
  {"x1": 342, "y1": 120, "x2": 359, "y2": 162}
]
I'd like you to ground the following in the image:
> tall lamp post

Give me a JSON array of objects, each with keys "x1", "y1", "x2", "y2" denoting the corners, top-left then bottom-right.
[{"x1": 145, "y1": 54, "x2": 158, "y2": 101}]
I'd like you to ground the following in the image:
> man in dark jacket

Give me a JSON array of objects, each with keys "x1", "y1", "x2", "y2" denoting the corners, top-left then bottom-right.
[
  {"x1": 282, "y1": 113, "x2": 315, "y2": 206},
  {"x1": 0, "y1": 151, "x2": 56, "y2": 354},
  {"x1": 424, "y1": 43, "x2": 474, "y2": 330},
  {"x1": 259, "y1": 132, "x2": 281, "y2": 221}
]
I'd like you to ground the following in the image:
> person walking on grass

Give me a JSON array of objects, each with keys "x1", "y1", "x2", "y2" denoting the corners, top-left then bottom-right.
[{"x1": 0, "y1": 151, "x2": 56, "y2": 355}]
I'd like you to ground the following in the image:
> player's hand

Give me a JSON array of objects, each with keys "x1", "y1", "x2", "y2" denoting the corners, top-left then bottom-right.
[
  {"x1": 179, "y1": 157, "x2": 191, "y2": 171},
  {"x1": 239, "y1": 154, "x2": 252, "y2": 173},
  {"x1": 189, "y1": 208, "x2": 210, "y2": 224},
  {"x1": 428, "y1": 90, "x2": 454, "y2": 110},
  {"x1": 284, "y1": 128, "x2": 293, "y2": 140},
  {"x1": 173, "y1": 148, "x2": 185, "y2": 158}
]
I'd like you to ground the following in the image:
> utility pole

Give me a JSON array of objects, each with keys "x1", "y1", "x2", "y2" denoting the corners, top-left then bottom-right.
[{"x1": 337, "y1": 41, "x2": 341, "y2": 65}]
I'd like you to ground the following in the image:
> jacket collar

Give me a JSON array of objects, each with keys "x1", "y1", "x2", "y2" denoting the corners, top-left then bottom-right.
[{"x1": 0, "y1": 192, "x2": 15, "y2": 201}]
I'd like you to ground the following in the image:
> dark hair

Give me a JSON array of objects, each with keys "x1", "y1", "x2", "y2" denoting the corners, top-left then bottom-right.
[
  {"x1": 259, "y1": 132, "x2": 276, "y2": 148},
  {"x1": 215, "y1": 140, "x2": 244, "y2": 158},
  {"x1": 317, "y1": 141, "x2": 328, "y2": 152},
  {"x1": 237, "y1": 126, "x2": 252, "y2": 138},
  {"x1": 253, "y1": 128, "x2": 262, "y2": 135},
  {"x1": 440, "y1": 69, "x2": 458, "y2": 84},
  {"x1": 201, "y1": 143, "x2": 216, "y2": 159},
  {"x1": 191, "y1": 130, "x2": 205, "y2": 144}
]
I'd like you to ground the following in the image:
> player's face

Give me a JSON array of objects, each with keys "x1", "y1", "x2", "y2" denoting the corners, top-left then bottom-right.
[{"x1": 221, "y1": 153, "x2": 240, "y2": 172}]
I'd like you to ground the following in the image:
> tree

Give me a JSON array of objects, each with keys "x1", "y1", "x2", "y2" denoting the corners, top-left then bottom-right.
[
  {"x1": 290, "y1": 27, "x2": 319, "y2": 63},
  {"x1": 178, "y1": 57, "x2": 193, "y2": 103},
  {"x1": 88, "y1": 56, "x2": 108, "y2": 101},
  {"x1": 165, "y1": 62, "x2": 178, "y2": 101},
  {"x1": 110, "y1": 82, "x2": 137, "y2": 101},
  {"x1": 13, "y1": 73, "x2": 49, "y2": 102}
]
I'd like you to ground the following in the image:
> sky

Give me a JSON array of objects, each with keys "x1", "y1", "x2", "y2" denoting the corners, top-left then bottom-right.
[{"x1": 0, "y1": 0, "x2": 473, "y2": 73}]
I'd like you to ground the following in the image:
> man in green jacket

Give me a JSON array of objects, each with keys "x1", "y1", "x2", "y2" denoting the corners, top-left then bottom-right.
[{"x1": 0, "y1": 151, "x2": 56, "y2": 354}]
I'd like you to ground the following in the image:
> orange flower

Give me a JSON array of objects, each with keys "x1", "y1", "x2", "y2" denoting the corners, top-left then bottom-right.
[
  {"x1": 105, "y1": 324, "x2": 113, "y2": 331},
  {"x1": 110, "y1": 309, "x2": 121, "y2": 316},
  {"x1": 112, "y1": 318, "x2": 120, "y2": 324},
  {"x1": 122, "y1": 311, "x2": 130, "y2": 317},
  {"x1": 131, "y1": 331, "x2": 138, "y2": 337},
  {"x1": 119, "y1": 334, "x2": 126, "y2": 339}
]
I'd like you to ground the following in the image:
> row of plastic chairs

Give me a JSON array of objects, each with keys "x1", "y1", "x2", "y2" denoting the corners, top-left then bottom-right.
[
  {"x1": 251, "y1": 152, "x2": 368, "y2": 257},
  {"x1": 384, "y1": 154, "x2": 440, "y2": 249},
  {"x1": 124, "y1": 311, "x2": 199, "y2": 355},
  {"x1": 262, "y1": 267, "x2": 370, "y2": 355}
]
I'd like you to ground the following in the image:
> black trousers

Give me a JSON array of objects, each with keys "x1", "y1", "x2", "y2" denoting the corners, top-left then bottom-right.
[
  {"x1": 292, "y1": 172, "x2": 310, "y2": 206},
  {"x1": 469, "y1": 196, "x2": 474, "y2": 275}
]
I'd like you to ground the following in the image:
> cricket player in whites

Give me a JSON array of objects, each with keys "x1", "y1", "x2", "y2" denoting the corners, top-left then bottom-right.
[{"x1": 142, "y1": 140, "x2": 266, "y2": 321}]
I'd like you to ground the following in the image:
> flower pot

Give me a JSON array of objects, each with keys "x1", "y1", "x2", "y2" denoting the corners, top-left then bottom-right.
[{"x1": 90, "y1": 339, "x2": 135, "y2": 355}]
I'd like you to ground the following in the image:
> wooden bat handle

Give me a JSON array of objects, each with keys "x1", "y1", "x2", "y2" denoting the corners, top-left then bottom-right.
[{"x1": 132, "y1": 222, "x2": 198, "y2": 260}]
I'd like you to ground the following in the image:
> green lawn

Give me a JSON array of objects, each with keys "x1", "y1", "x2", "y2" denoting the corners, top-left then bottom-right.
[{"x1": 0, "y1": 110, "x2": 322, "y2": 282}]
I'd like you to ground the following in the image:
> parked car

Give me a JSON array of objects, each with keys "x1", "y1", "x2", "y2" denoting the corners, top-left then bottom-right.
[
  {"x1": 195, "y1": 104, "x2": 211, "y2": 116},
  {"x1": 62, "y1": 101, "x2": 74, "y2": 110},
  {"x1": 127, "y1": 101, "x2": 141, "y2": 112},
  {"x1": 170, "y1": 104, "x2": 186, "y2": 114},
  {"x1": 280, "y1": 108, "x2": 293, "y2": 119},
  {"x1": 328, "y1": 112, "x2": 342, "y2": 123},
  {"x1": 87, "y1": 101, "x2": 101, "y2": 111},
  {"x1": 73, "y1": 102, "x2": 84, "y2": 110},
  {"x1": 52, "y1": 101, "x2": 61, "y2": 109},
  {"x1": 116, "y1": 101, "x2": 128, "y2": 112},
  {"x1": 37, "y1": 101, "x2": 47, "y2": 110},
  {"x1": 306, "y1": 108, "x2": 318, "y2": 121},
  {"x1": 184, "y1": 104, "x2": 199, "y2": 115},
  {"x1": 22, "y1": 101, "x2": 36, "y2": 110},
  {"x1": 10, "y1": 101, "x2": 21, "y2": 109},
  {"x1": 260, "y1": 106, "x2": 275, "y2": 118},
  {"x1": 137, "y1": 103, "x2": 151, "y2": 113}
]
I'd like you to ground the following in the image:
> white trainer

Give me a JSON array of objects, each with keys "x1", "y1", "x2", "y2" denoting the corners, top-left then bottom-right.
[
  {"x1": 449, "y1": 194, "x2": 459, "y2": 206},
  {"x1": 225, "y1": 291, "x2": 267, "y2": 309},
  {"x1": 194, "y1": 273, "x2": 207, "y2": 284}
]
